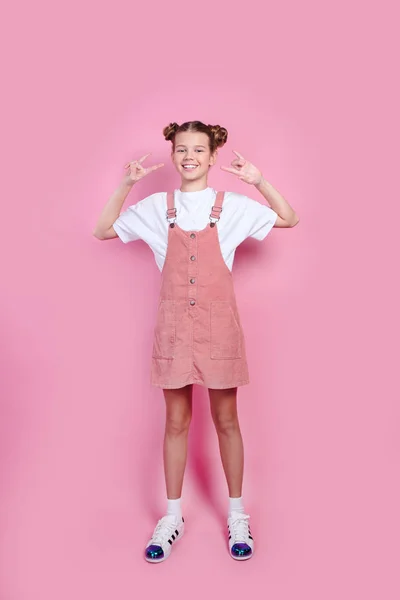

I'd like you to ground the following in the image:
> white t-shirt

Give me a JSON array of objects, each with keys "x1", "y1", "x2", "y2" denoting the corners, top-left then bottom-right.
[{"x1": 113, "y1": 187, "x2": 278, "y2": 271}]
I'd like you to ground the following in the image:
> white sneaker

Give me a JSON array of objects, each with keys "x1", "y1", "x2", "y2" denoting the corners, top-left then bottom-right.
[
  {"x1": 227, "y1": 512, "x2": 254, "y2": 560},
  {"x1": 144, "y1": 515, "x2": 185, "y2": 563}
]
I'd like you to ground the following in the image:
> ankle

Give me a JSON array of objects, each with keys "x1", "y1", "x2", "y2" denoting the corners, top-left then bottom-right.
[
  {"x1": 229, "y1": 496, "x2": 245, "y2": 515},
  {"x1": 167, "y1": 497, "x2": 182, "y2": 520}
]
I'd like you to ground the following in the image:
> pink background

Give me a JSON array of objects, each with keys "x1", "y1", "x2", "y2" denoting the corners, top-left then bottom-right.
[{"x1": 1, "y1": 0, "x2": 399, "y2": 598}]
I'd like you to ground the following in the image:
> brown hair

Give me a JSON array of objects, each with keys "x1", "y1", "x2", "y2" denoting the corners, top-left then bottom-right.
[{"x1": 163, "y1": 121, "x2": 228, "y2": 153}]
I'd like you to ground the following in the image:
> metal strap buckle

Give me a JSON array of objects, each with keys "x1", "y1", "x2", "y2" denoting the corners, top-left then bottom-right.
[
  {"x1": 210, "y1": 205, "x2": 223, "y2": 215},
  {"x1": 166, "y1": 208, "x2": 177, "y2": 224},
  {"x1": 209, "y1": 205, "x2": 222, "y2": 226}
]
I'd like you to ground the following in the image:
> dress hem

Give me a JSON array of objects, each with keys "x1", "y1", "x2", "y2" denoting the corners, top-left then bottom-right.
[{"x1": 151, "y1": 378, "x2": 250, "y2": 390}]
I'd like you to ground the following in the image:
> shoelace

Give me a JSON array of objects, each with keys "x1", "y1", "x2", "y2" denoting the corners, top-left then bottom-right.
[
  {"x1": 230, "y1": 513, "x2": 251, "y2": 543},
  {"x1": 151, "y1": 517, "x2": 178, "y2": 545}
]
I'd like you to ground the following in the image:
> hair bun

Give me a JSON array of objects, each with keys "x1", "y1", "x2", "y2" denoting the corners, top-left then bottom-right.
[
  {"x1": 163, "y1": 122, "x2": 179, "y2": 141},
  {"x1": 208, "y1": 124, "x2": 228, "y2": 148}
]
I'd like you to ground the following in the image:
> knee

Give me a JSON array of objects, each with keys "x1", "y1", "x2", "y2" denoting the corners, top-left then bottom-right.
[
  {"x1": 213, "y1": 413, "x2": 239, "y2": 436},
  {"x1": 166, "y1": 411, "x2": 192, "y2": 436}
]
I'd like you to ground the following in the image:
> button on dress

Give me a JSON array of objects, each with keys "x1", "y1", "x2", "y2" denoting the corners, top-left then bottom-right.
[{"x1": 151, "y1": 191, "x2": 250, "y2": 389}]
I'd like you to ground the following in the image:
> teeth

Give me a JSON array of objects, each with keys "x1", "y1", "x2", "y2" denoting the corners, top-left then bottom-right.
[{"x1": 183, "y1": 165, "x2": 197, "y2": 169}]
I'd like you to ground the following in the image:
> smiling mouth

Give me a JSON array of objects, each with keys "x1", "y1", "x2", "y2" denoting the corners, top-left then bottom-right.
[{"x1": 182, "y1": 164, "x2": 198, "y2": 170}]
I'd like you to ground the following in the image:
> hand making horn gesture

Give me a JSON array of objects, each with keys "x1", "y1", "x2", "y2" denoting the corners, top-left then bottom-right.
[
  {"x1": 220, "y1": 151, "x2": 263, "y2": 186},
  {"x1": 123, "y1": 153, "x2": 164, "y2": 185}
]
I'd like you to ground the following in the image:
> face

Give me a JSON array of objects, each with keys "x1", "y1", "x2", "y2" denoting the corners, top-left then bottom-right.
[{"x1": 172, "y1": 131, "x2": 217, "y2": 183}]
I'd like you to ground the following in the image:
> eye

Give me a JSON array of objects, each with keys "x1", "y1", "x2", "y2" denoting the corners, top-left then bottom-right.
[{"x1": 196, "y1": 149, "x2": 204, "y2": 152}]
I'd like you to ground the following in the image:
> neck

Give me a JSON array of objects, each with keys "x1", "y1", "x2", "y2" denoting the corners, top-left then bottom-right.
[{"x1": 180, "y1": 176, "x2": 209, "y2": 193}]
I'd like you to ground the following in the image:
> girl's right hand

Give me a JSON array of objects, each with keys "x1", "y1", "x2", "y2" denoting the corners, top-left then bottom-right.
[{"x1": 123, "y1": 154, "x2": 164, "y2": 185}]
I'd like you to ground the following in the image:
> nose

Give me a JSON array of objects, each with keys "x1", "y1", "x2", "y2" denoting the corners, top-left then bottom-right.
[{"x1": 183, "y1": 151, "x2": 195, "y2": 161}]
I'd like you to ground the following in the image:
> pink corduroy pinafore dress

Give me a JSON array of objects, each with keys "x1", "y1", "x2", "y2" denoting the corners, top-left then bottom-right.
[{"x1": 151, "y1": 191, "x2": 249, "y2": 390}]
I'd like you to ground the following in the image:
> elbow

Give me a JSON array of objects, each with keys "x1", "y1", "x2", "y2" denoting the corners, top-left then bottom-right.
[
  {"x1": 278, "y1": 211, "x2": 299, "y2": 228},
  {"x1": 287, "y1": 213, "x2": 300, "y2": 227},
  {"x1": 93, "y1": 229, "x2": 105, "y2": 240},
  {"x1": 291, "y1": 214, "x2": 300, "y2": 227}
]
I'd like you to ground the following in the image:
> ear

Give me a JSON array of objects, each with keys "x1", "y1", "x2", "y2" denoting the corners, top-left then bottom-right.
[{"x1": 209, "y1": 151, "x2": 218, "y2": 166}]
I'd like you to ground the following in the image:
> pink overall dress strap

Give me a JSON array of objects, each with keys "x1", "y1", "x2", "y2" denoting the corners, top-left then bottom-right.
[
  {"x1": 166, "y1": 192, "x2": 177, "y2": 227},
  {"x1": 209, "y1": 191, "x2": 224, "y2": 226}
]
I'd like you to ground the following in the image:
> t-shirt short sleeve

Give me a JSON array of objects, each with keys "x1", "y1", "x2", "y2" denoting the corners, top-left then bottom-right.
[
  {"x1": 112, "y1": 194, "x2": 159, "y2": 244},
  {"x1": 243, "y1": 197, "x2": 278, "y2": 241}
]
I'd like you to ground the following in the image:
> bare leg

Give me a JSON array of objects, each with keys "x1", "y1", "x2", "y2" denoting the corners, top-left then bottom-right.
[
  {"x1": 163, "y1": 385, "x2": 193, "y2": 499},
  {"x1": 209, "y1": 387, "x2": 244, "y2": 498}
]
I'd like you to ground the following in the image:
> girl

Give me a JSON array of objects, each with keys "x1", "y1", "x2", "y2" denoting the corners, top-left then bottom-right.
[{"x1": 93, "y1": 121, "x2": 299, "y2": 563}]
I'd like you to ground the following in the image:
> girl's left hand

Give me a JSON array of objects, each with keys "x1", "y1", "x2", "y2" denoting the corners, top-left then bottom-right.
[{"x1": 220, "y1": 151, "x2": 262, "y2": 185}]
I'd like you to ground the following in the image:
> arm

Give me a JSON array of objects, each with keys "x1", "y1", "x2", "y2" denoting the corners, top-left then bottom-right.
[
  {"x1": 254, "y1": 177, "x2": 299, "y2": 228},
  {"x1": 93, "y1": 154, "x2": 164, "y2": 240},
  {"x1": 221, "y1": 151, "x2": 299, "y2": 228},
  {"x1": 93, "y1": 181, "x2": 134, "y2": 240}
]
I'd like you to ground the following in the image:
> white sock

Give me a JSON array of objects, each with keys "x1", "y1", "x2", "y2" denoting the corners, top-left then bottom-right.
[
  {"x1": 229, "y1": 496, "x2": 245, "y2": 515},
  {"x1": 167, "y1": 498, "x2": 182, "y2": 521}
]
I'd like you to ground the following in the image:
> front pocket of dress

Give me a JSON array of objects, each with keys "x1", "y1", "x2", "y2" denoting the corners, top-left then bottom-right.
[
  {"x1": 210, "y1": 301, "x2": 242, "y2": 360},
  {"x1": 152, "y1": 300, "x2": 176, "y2": 359}
]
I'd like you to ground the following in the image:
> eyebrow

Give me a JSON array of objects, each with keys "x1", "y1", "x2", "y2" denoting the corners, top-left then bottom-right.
[{"x1": 175, "y1": 144, "x2": 207, "y2": 149}]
